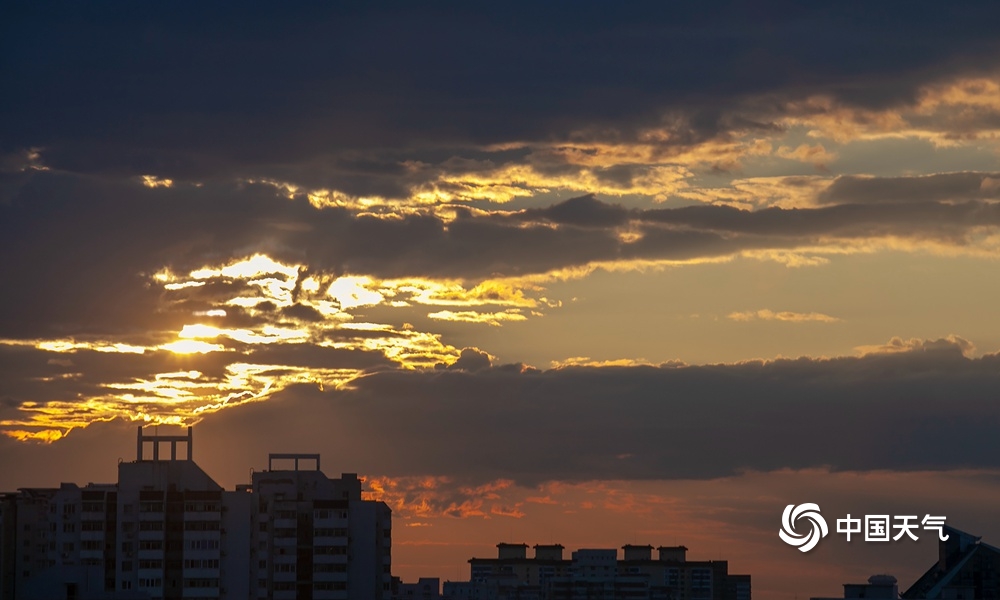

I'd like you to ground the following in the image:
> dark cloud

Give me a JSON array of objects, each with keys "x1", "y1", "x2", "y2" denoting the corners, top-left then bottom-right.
[
  {"x1": 4, "y1": 3, "x2": 1000, "y2": 185},
  {"x1": 0, "y1": 418, "x2": 138, "y2": 488},
  {"x1": 280, "y1": 303, "x2": 327, "y2": 323},
  {"x1": 2, "y1": 337, "x2": 998, "y2": 490},
  {"x1": 6, "y1": 174, "x2": 1000, "y2": 338},
  {"x1": 439, "y1": 347, "x2": 492, "y2": 372},
  {"x1": 817, "y1": 172, "x2": 1000, "y2": 205},
  {"x1": 509, "y1": 194, "x2": 631, "y2": 228},
  {"x1": 639, "y1": 200, "x2": 1000, "y2": 240},
  {"x1": 200, "y1": 337, "x2": 1000, "y2": 486}
]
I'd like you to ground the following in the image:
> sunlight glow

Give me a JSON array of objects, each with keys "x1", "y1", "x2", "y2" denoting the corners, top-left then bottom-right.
[
  {"x1": 427, "y1": 309, "x2": 528, "y2": 326},
  {"x1": 161, "y1": 340, "x2": 226, "y2": 354},
  {"x1": 328, "y1": 276, "x2": 385, "y2": 309}
]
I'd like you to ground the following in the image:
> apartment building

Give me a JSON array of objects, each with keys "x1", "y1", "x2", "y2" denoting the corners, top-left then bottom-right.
[{"x1": 0, "y1": 426, "x2": 391, "y2": 600}]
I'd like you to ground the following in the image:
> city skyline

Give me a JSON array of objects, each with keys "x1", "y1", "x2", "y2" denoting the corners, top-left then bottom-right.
[{"x1": 4, "y1": 3, "x2": 1000, "y2": 598}]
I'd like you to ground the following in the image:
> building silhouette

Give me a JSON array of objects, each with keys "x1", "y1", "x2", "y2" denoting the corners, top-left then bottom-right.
[
  {"x1": 811, "y1": 526, "x2": 1000, "y2": 600},
  {"x1": 902, "y1": 526, "x2": 1000, "y2": 599},
  {"x1": 443, "y1": 542, "x2": 750, "y2": 600},
  {"x1": 810, "y1": 574, "x2": 900, "y2": 600},
  {"x1": 251, "y1": 454, "x2": 391, "y2": 599},
  {"x1": 391, "y1": 577, "x2": 442, "y2": 600},
  {"x1": 0, "y1": 427, "x2": 392, "y2": 600}
]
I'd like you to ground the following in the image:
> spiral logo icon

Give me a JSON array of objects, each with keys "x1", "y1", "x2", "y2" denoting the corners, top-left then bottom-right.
[{"x1": 779, "y1": 503, "x2": 828, "y2": 552}]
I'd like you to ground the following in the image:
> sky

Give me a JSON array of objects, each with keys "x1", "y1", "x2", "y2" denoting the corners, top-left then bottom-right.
[{"x1": 3, "y1": 2, "x2": 1000, "y2": 597}]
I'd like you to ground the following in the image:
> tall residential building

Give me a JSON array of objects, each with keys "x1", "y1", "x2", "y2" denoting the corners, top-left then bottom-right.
[
  {"x1": 0, "y1": 426, "x2": 391, "y2": 600},
  {"x1": 251, "y1": 454, "x2": 392, "y2": 600},
  {"x1": 445, "y1": 542, "x2": 751, "y2": 600}
]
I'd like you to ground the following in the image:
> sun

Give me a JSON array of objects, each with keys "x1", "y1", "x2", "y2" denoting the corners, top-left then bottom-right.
[{"x1": 161, "y1": 340, "x2": 225, "y2": 354}]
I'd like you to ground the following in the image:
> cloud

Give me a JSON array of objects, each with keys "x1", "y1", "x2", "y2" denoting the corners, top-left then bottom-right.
[
  {"x1": 5, "y1": 4, "x2": 1000, "y2": 191},
  {"x1": 3, "y1": 334, "x2": 999, "y2": 489},
  {"x1": 366, "y1": 476, "x2": 520, "y2": 520},
  {"x1": 727, "y1": 309, "x2": 840, "y2": 323},
  {"x1": 780, "y1": 75, "x2": 1000, "y2": 146},
  {"x1": 855, "y1": 334, "x2": 976, "y2": 357},
  {"x1": 427, "y1": 309, "x2": 527, "y2": 327},
  {"x1": 439, "y1": 347, "x2": 493, "y2": 372},
  {"x1": 9, "y1": 334, "x2": 994, "y2": 490},
  {"x1": 5, "y1": 5, "x2": 1000, "y2": 461},
  {"x1": 509, "y1": 194, "x2": 631, "y2": 228},
  {"x1": 817, "y1": 172, "x2": 1000, "y2": 205},
  {"x1": 775, "y1": 143, "x2": 837, "y2": 169},
  {"x1": 550, "y1": 357, "x2": 663, "y2": 368},
  {"x1": 6, "y1": 175, "x2": 1000, "y2": 436}
]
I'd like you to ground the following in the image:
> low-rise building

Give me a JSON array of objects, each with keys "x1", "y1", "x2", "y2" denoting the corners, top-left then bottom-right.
[
  {"x1": 393, "y1": 576, "x2": 442, "y2": 600},
  {"x1": 445, "y1": 542, "x2": 750, "y2": 600}
]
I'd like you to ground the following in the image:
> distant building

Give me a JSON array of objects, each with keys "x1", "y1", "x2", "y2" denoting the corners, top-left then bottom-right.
[
  {"x1": 811, "y1": 526, "x2": 1000, "y2": 600},
  {"x1": 0, "y1": 426, "x2": 392, "y2": 600},
  {"x1": 444, "y1": 542, "x2": 750, "y2": 600},
  {"x1": 902, "y1": 527, "x2": 1000, "y2": 599},
  {"x1": 393, "y1": 576, "x2": 442, "y2": 600},
  {"x1": 810, "y1": 574, "x2": 899, "y2": 600}
]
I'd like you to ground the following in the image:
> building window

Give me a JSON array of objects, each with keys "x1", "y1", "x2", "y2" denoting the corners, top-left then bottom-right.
[
  {"x1": 183, "y1": 559, "x2": 220, "y2": 569},
  {"x1": 315, "y1": 563, "x2": 348, "y2": 573},
  {"x1": 183, "y1": 520, "x2": 220, "y2": 531}
]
